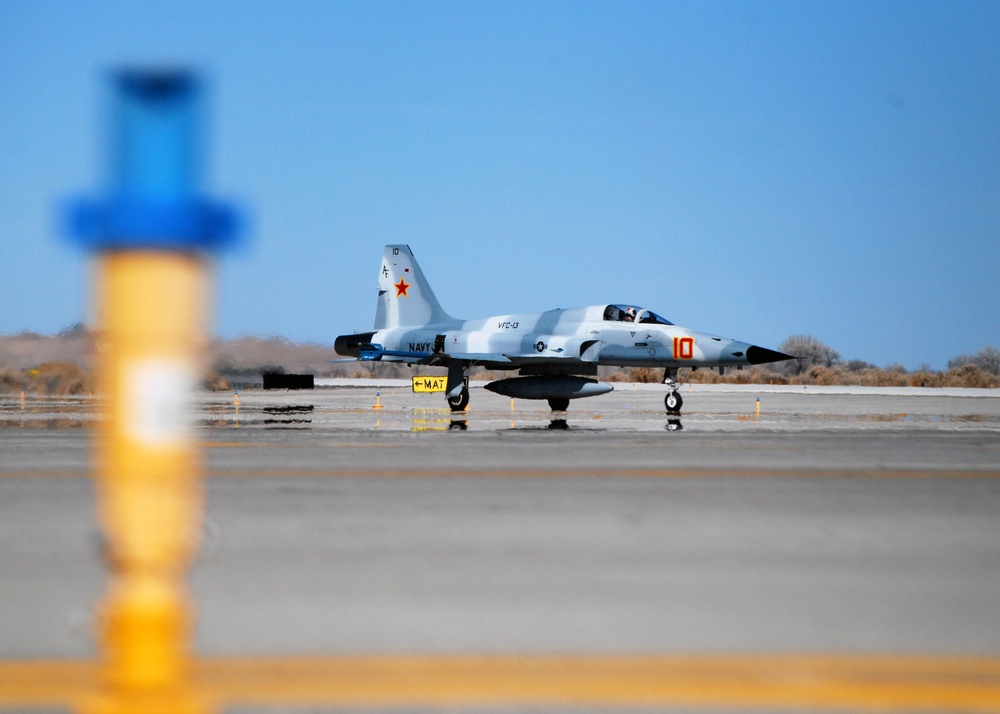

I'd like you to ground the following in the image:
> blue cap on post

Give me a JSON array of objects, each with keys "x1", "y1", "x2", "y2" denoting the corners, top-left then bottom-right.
[{"x1": 69, "y1": 69, "x2": 239, "y2": 251}]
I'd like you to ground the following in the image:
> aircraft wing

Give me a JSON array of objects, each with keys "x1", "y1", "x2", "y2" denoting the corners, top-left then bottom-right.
[
  {"x1": 450, "y1": 337, "x2": 601, "y2": 368},
  {"x1": 449, "y1": 352, "x2": 513, "y2": 364},
  {"x1": 449, "y1": 350, "x2": 593, "y2": 370}
]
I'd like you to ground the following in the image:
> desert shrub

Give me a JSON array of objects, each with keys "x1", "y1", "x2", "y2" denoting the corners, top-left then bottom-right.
[
  {"x1": 851, "y1": 368, "x2": 905, "y2": 387},
  {"x1": 204, "y1": 372, "x2": 231, "y2": 391},
  {"x1": 803, "y1": 365, "x2": 841, "y2": 386},
  {"x1": 0, "y1": 369, "x2": 28, "y2": 393},
  {"x1": 756, "y1": 369, "x2": 789, "y2": 385},
  {"x1": 26, "y1": 362, "x2": 92, "y2": 395},
  {"x1": 630, "y1": 367, "x2": 662, "y2": 383},
  {"x1": 942, "y1": 364, "x2": 996, "y2": 388},
  {"x1": 684, "y1": 368, "x2": 721, "y2": 384},
  {"x1": 908, "y1": 371, "x2": 944, "y2": 388},
  {"x1": 603, "y1": 369, "x2": 632, "y2": 383},
  {"x1": 728, "y1": 369, "x2": 754, "y2": 384}
]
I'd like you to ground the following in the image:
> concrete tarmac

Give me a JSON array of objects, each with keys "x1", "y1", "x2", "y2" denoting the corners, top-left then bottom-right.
[{"x1": 1, "y1": 384, "x2": 999, "y2": 709}]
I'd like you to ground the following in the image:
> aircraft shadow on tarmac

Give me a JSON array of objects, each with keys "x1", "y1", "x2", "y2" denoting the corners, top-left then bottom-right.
[
  {"x1": 444, "y1": 414, "x2": 684, "y2": 432},
  {"x1": 263, "y1": 404, "x2": 313, "y2": 426}
]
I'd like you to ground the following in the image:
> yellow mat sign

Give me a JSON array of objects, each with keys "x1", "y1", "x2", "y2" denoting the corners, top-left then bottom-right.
[
  {"x1": 412, "y1": 376, "x2": 448, "y2": 393},
  {"x1": 412, "y1": 376, "x2": 467, "y2": 393}
]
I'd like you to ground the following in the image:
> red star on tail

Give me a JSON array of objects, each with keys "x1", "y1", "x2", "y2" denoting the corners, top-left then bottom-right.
[{"x1": 394, "y1": 278, "x2": 410, "y2": 298}]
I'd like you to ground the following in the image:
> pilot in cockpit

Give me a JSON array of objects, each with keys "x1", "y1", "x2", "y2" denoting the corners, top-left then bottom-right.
[{"x1": 625, "y1": 306, "x2": 637, "y2": 322}]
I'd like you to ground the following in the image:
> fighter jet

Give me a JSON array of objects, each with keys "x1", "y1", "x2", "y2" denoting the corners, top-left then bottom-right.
[{"x1": 335, "y1": 245, "x2": 793, "y2": 413}]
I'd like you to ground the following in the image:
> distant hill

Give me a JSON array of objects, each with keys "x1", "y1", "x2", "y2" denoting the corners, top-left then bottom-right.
[
  {"x1": 0, "y1": 326, "x2": 341, "y2": 374},
  {"x1": 1, "y1": 326, "x2": 996, "y2": 394},
  {"x1": 0, "y1": 324, "x2": 93, "y2": 371},
  {"x1": 0, "y1": 327, "x2": 407, "y2": 393}
]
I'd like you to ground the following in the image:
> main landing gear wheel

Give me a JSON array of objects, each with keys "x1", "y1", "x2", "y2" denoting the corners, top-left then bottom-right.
[
  {"x1": 665, "y1": 391, "x2": 683, "y2": 414},
  {"x1": 548, "y1": 397, "x2": 570, "y2": 412},
  {"x1": 447, "y1": 386, "x2": 469, "y2": 412}
]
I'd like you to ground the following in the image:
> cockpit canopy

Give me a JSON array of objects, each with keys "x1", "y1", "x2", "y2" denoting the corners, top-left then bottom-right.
[{"x1": 602, "y1": 304, "x2": 674, "y2": 325}]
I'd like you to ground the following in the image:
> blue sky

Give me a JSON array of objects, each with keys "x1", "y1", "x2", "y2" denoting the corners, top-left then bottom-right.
[{"x1": 1, "y1": 1, "x2": 997, "y2": 369}]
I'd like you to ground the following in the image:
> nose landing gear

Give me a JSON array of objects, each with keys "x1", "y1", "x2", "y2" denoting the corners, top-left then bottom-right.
[{"x1": 663, "y1": 367, "x2": 683, "y2": 415}]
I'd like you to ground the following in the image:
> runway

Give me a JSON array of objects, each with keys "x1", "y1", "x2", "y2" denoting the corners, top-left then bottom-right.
[{"x1": 1, "y1": 384, "x2": 999, "y2": 710}]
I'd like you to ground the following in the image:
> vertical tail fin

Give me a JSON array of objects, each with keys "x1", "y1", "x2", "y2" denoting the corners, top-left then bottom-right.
[{"x1": 374, "y1": 245, "x2": 456, "y2": 329}]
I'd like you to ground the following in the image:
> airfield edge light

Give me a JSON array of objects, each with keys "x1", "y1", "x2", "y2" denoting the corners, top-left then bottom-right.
[{"x1": 69, "y1": 69, "x2": 240, "y2": 714}]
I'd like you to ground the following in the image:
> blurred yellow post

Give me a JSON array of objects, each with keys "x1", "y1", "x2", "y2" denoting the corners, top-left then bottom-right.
[
  {"x1": 88, "y1": 252, "x2": 208, "y2": 714},
  {"x1": 69, "y1": 69, "x2": 238, "y2": 714}
]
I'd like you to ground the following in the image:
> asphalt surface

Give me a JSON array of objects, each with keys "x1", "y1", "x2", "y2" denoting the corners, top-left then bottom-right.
[{"x1": 1, "y1": 385, "x2": 999, "y2": 710}]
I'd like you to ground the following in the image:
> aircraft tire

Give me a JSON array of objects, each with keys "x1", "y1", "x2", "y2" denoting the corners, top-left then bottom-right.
[
  {"x1": 548, "y1": 397, "x2": 570, "y2": 412},
  {"x1": 665, "y1": 392, "x2": 683, "y2": 414},
  {"x1": 447, "y1": 386, "x2": 469, "y2": 412}
]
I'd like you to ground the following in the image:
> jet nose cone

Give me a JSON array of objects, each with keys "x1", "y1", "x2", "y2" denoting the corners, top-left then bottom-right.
[{"x1": 746, "y1": 345, "x2": 795, "y2": 365}]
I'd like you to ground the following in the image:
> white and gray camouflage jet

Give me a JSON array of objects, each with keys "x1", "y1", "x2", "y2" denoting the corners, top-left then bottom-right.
[{"x1": 335, "y1": 245, "x2": 794, "y2": 413}]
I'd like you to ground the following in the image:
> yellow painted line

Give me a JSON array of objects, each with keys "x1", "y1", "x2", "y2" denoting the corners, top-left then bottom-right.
[{"x1": 2, "y1": 655, "x2": 1000, "y2": 710}]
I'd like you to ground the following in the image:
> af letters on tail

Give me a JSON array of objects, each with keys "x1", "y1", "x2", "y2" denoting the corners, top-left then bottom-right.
[{"x1": 335, "y1": 245, "x2": 793, "y2": 413}]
